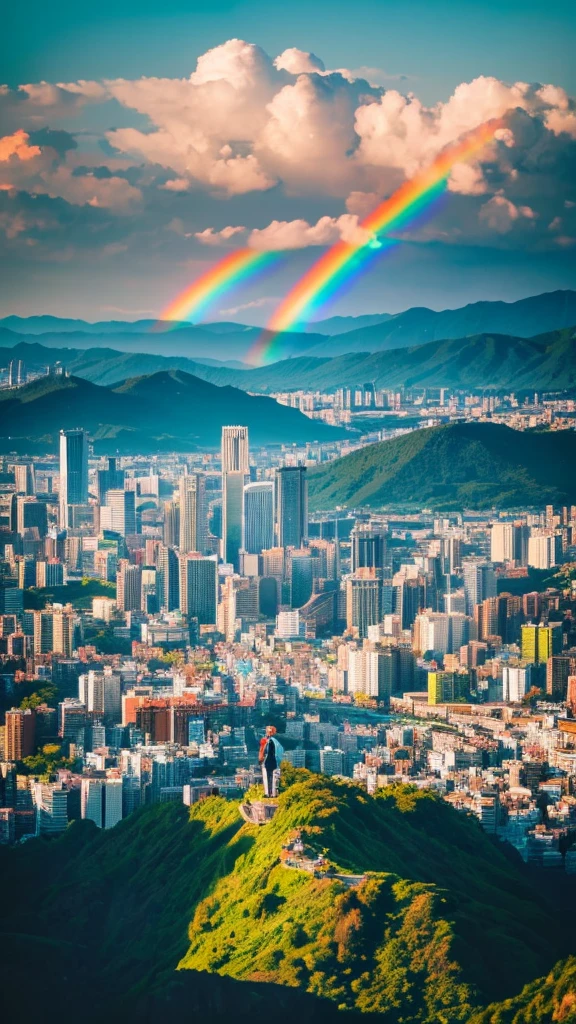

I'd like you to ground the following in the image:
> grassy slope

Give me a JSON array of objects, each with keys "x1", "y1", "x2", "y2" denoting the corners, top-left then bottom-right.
[
  {"x1": 308, "y1": 422, "x2": 576, "y2": 510},
  {"x1": 179, "y1": 772, "x2": 562, "y2": 1014},
  {"x1": 0, "y1": 773, "x2": 573, "y2": 1023}
]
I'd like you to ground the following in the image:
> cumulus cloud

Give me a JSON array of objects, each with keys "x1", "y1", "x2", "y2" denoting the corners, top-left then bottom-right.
[
  {"x1": 247, "y1": 213, "x2": 374, "y2": 250},
  {"x1": 1, "y1": 38, "x2": 575, "y2": 259},
  {"x1": 194, "y1": 225, "x2": 246, "y2": 245}
]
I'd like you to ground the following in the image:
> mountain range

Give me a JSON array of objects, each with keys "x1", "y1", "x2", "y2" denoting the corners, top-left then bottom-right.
[
  {"x1": 0, "y1": 771, "x2": 573, "y2": 1024},
  {"x1": 308, "y1": 421, "x2": 576, "y2": 510},
  {"x1": 0, "y1": 369, "x2": 344, "y2": 454},
  {"x1": 2, "y1": 289, "x2": 574, "y2": 362},
  {"x1": 2, "y1": 322, "x2": 576, "y2": 393}
]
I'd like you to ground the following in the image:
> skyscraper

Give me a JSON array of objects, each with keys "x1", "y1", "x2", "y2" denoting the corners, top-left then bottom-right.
[
  {"x1": 350, "y1": 525, "x2": 387, "y2": 574},
  {"x1": 462, "y1": 559, "x2": 497, "y2": 615},
  {"x1": 116, "y1": 560, "x2": 142, "y2": 612},
  {"x1": 222, "y1": 426, "x2": 249, "y2": 571},
  {"x1": 346, "y1": 570, "x2": 382, "y2": 638},
  {"x1": 179, "y1": 553, "x2": 217, "y2": 624},
  {"x1": 179, "y1": 473, "x2": 208, "y2": 554},
  {"x1": 81, "y1": 778, "x2": 123, "y2": 829},
  {"x1": 243, "y1": 481, "x2": 274, "y2": 554},
  {"x1": 100, "y1": 489, "x2": 136, "y2": 537},
  {"x1": 5, "y1": 708, "x2": 36, "y2": 760},
  {"x1": 59, "y1": 429, "x2": 89, "y2": 528},
  {"x1": 96, "y1": 457, "x2": 124, "y2": 504},
  {"x1": 156, "y1": 545, "x2": 180, "y2": 611},
  {"x1": 276, "y1": 466, "x2": 308, "y2": 549}
]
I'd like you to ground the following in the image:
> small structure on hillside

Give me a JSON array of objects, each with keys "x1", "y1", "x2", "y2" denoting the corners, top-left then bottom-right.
[{"x1": 239, "y1": 800, "x2": 278, "y2": 826}]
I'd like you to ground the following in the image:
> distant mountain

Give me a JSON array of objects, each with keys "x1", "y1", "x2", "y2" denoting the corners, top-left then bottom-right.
[
  {"x1": 304, "y1": 313, "x2": 392, "y2": 334},
  {"x1": 0, "y1": 369, "x2": 343, "y2": 454},
  {"x1": 3, "y1": 290, "x2": 575, "y2": 363},
  {"x1": 0, "y1": 323, "x2": 324, "y2": 362},
  {"x1": 3, "y1": 323, "x2": 576, "y2": 392},
  {"x1": 307, "y1": 289, "x2": 576, "y2": 356},
  {"x1": 308, "y1": 421, "x2": 576, "y2": 510},
  {"x1": 0, "y1": 773, "x2": 569, "y2": 1023}
]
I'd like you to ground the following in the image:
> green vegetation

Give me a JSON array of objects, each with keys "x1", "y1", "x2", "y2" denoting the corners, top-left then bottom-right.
[
  {"x1": 0, "y1": 368, "x2": 343, "y2": 455},
  {"x1": 1, "y1": 770, "x2": 573, "y2": 1024},
  {"x1": 308, "y1": 421, "x2": 576, "y2": 510},
  {"x1": 18, "y1": 742, "x2": 77, "y2": 777},
  {"x1": 469, "y1": 956, "x2": 576, "y2": 1024},
  {"x1": 24, "y1": 577, "x2": 116, "y2": 610}
]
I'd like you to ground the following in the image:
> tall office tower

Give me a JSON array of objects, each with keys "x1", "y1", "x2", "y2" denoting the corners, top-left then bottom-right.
[
  {"x1": 502, "y1": 665, "x2": 533, "y2": 702},
  {"x1": 440, "y1": 535, "x2": 462, "y2": 574},
  {"x1": 8, "y1": 359, "x2": 26, "y2": 386},
  {"x1": 179, "y1": 553, "x2": 217, "y2": 624},
  {"x1": 462, "y1": 559, "x2": 497, "y2": 615},
  {"x1": 221, "y1": 425, "x2": 249, "y2": 571},
  {"x1": 59, "y1": 428, "x2": 89, "y2": 529},
  {"x1": 58, "y1": 698, "x2": 87, "y2": 745},
  {"x1": 350, "y1": 525, "x2": 387, "y2": 574},
  {"x1": 243, "y1": 482, "x2": 274, "y2": 554},
  {"x1": 5, "y1": 708, "x2": 36, "y2": 760},
  {"x1": 521, "y1": 622, "x2": 563, "y2": 663},
  {"x1": 163, "y1": 500, "x2": 180, "y2": 546},
  {"x1": 221, "y1": 425, "x2": 249, "y2": 474},
  {"x1": 276, "y1": 466, "x2": 308, "y2": 549},
  {"x1": 546, "y1": 654, "x2": 576, "y2": 699},
  {"x1": 413, "y1": 611, "x2": 472, "y2": 656},
  {"x1": 427, "y1": 671, "x2": 470, "y2": 705},
  {"x1": 33, "y1": 607, "x2": 75, "y2": 657},
  {"x1": 116, "y1": 560, "x2": 142, "y2": 612},
  {"x1": 12, "y1": 462, "x2": 35, "y2": 495},
  {"x1": 81, "y1": 777, "x2": 123, "y2": 829},
  {"x1": 348, "y1": 648, "x2": 394, "y2": 702},
  {"x1": 179, "y1": 473, "x2": 208, "y2": 554},
  {"x1": 491, "y1": 523, "x2": 530, "y2": 565},
  {"x1": 222, "y1": 471, "x2": 245, "y2": 570},
  {"x1": 96, "y1": 457, "x2": 124, "y2": 504},
  {"x1": 100, "y1": 489, "x2": 136, "y2": 537},
  {"x1": 156, "y1": 545, "x2": 180, "y2": 611},
  {"x1": 16, "y1": 497, "x2": 48, "y2": 538},
  {"x1": 287, "y1": 549, "x2": 314, "y2": 608},
  {"x1": 346, "y1": 569, "x2": 382, "y2": 638}
]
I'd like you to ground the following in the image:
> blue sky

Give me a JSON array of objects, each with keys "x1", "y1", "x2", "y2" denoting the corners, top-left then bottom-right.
[{"x1": 1, "y1": 0, "x2": 575, "y2": 323}]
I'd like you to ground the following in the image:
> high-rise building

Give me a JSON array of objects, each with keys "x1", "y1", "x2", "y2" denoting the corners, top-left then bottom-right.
[
  {"x1": 462, "y1": 559, "x2": 497, "y2": 615},
  {"x1": 347, "y1": 647, "x2": 394, "y2": 702},
  {"x1": 59, "y1": 429, "x2": 89, "y2": 528},
  {"x1": 502, "y1": 665, "x2": 533, "y2": 702},
  {"x1": 350, "y1": 526, "x2": 387, "y2": 574},
  {"x1": 16, "y1": 497, "x2": 48, "y2": 538},
  {"x1": 346, "y1": 570, "x2": 382, "y2": 638},
  {"x1": 276, "y1": 466, "x2": 308, "y2": 549},
  {"x1": 427, "y1": 671, "x2": 470, "y2": 705},
  {"x1": 222, "y1": 471, "x2": 245, "y2": 570},
  {"x1": 163, "y1": 500, "x2": 180, "y2": 547},
  {"x1": 32, "y1": 782, "x2": 69, "y2": 836},
  {"x1": 491, "y1": 523, "x2": 529, "y2": 565},
  {"x1": 156, "y1": 545, "x2": 180, "y2": 611},
  {"x1": 116, "y1": 560, "x2": 142, "y2": 612},
  {"x1": 521, "y1": 623, "x2": 563, "y2": 664},
  {"x1": 243, "y1": 482, "x2": 274, "y2": 554},
  {"x1": 546, "y1": 654, "x2": 576, "y2": 699},
  {"x1": 5, "y1": 708, "x2": 36, "y2": 760},
  {"x1": 78, "y1": 669, "x2": 122, "y2": 722},
  {"x1": 12, "y1": 462, "x2": 35, "y2": 496},
  {"x1": 221, "y1": 425, "x2": 249, "y2": 474},
  {"x1": 179, "y1": 553, "x2": 217, "y2": 624},
  {"x1": 527, "y1": 532, "x2": 556, "y2": 570},
  {"x1": 288, "y1": 549, "x2": 314, "y2": 609},
  {"x1": 179, "y1": 474, "x2": 208, "y2": 555},
  {"x1": 81, "y1": 777, "x2": 123, "y2": 829},
  {"x1": 100, "y1": 489, "x2": 136, "y2": 537},
  {"x1": 96, "y1": 457, "x2": 124, "y2": 505},
  {"x1": 33, "y1": 607, "x2": 75, "y2": 657}
]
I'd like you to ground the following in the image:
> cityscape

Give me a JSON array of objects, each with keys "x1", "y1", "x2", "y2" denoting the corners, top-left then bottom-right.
[{"x1": 1, "y1": 1, "x2": 576, "y2": 1022}]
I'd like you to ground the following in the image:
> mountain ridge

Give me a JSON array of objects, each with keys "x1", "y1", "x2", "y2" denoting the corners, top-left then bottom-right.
[{"x1": 308, "y1": 421, "x2": 576, "y2": 510}]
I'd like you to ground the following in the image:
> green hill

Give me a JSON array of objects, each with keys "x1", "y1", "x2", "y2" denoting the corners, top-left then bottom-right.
[
  {"x1": 308, "y1": 421, "x2": 576, "y2": 511},
  {"x1": 0, "y1": 368, "x2": 344, "y2": 454},
  {"x1": 0, "y1": 772, "x2": 573, "y2": 1024}
]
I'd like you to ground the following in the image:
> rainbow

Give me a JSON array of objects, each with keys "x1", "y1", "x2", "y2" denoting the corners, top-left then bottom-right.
[
  {"x1": 249, "y1": 118, "x2": 503, "y2": 363},
  {"x1": 153, "y1": 248, "x2": 277, "y2": 329}
]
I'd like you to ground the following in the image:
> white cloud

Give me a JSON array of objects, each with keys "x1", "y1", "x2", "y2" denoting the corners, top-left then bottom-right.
[
  {"x1": 478, "y1": 194, "x2": 536, "y2": 233},
  {"x1": 247, "y1": 213, "x2": 374, "y2": 250},
  {"x1": 194, "y1": 225, "x2": 246, "y2": 245},
  {"x1": 273, "y1": 49, "x2": 325, "y2": 75},
  {"x1": 218, "y1": 296, "x2": 275, "y2": 316}
]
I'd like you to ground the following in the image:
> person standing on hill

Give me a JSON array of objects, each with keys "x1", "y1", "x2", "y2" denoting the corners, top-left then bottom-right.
[{"x1": 258, "y1": 725, "x2": 284, "y2": 798}]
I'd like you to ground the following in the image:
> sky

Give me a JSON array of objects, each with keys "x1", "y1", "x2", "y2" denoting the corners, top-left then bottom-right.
[{"x1": 1, "y1": 0, "x2": 575, "y2": 324}]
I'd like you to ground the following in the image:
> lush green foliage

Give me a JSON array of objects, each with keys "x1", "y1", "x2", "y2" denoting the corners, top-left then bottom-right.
[
  {"x1": 308, "y1": 421, "x2": 576, "y2": 510},
  {"x1": 0, "y1": 772, "x2": 573, "y2": 1023},
  {"x1": 469, "y1": 956, "x2": 576, "y2": 1024},
  {"x1": 24, "y1": 577, "x2": 116, "y2": 610}
]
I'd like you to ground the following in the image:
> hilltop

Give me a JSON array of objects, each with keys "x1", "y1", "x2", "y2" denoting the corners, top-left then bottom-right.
[
  {"x1": 308, "y1": 421, "x2": 576, "y2": 511},
  {"x1": 0, "y1": 368, "x2": 344, "y2": 454},
  {"x1": 0, "y1": 772, "x2": 572, "y2": 1023}
]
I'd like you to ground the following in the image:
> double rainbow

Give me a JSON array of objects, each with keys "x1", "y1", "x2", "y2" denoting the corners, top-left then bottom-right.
[
  {"x1": 153, "y1": 248, "x2": 277, "y2": 329},
  {"x1": 248, "y1": 117, "x2": 503, "y2": 364}
]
